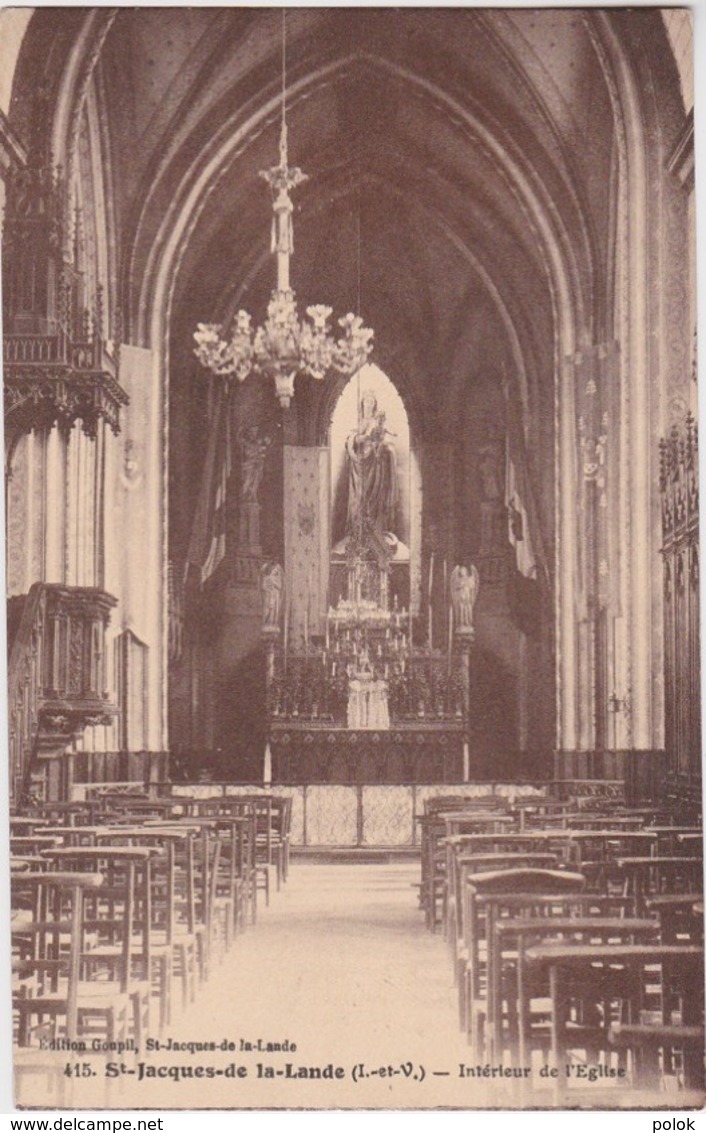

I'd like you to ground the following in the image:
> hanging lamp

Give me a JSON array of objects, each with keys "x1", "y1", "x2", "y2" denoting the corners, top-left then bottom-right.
[{"x1": 194, "y1": 12, "x2": 374, "y2": 408}]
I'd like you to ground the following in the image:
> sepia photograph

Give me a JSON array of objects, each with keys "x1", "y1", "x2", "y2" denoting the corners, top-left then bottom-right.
[{"x1": 0, "y1": 4, "x2": 702, "y2": 1112}]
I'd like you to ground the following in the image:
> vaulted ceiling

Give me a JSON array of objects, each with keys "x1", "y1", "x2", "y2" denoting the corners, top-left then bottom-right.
[
  {"x1": 11, "y1": 8, "x2": 650, "y2": 407},
  {"x1": 8, "y1": 7, "x2": 684, "y2": 561}
]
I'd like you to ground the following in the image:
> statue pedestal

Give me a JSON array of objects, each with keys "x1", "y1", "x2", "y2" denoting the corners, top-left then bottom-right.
[
  {"x1": 239, "y1": 501, "x2": 262, "y2": 555},
  {"x1": 234, "y1": 501, "x2": 262, "y2": 585},
  {"x1": 262, "y1": 626, "x2": 280, "y2": 701}
]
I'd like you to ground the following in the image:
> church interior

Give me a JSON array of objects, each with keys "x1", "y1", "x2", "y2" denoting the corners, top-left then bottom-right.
[{"x1": 2, "y1": 7, "x2": 702, "y2": 1110}]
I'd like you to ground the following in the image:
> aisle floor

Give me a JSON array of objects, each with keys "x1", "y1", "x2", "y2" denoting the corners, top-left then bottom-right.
[
  {"x1": 45, "y1": 861, "x2": 512, "y2": 1110},
  {"x1": 128, "y1": 861, "x2": 486, "y2": 1109}
]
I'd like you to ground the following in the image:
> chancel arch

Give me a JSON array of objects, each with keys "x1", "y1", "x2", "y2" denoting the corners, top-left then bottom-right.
[{"x1": 1, "y1": 7, "x2": 695, "y2": 805}]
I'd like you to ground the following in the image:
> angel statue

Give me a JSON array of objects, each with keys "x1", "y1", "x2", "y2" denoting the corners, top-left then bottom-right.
[
  {"x1": 451, "y1": 564, "x2": 480, "y2": 633},
  {"x1": 260, "y1": 562, "x2": 284, "y2": 630}
]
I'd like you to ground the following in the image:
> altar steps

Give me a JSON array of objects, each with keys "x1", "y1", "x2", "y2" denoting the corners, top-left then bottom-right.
[{"x1": 291, "y1": 846, "x2": 420, "y2": 864}]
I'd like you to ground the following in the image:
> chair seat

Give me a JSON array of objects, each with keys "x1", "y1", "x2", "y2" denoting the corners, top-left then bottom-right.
[
  {"x1": 610, "y1": 1022, "x2": 705, "y2": 1046},
  {"x1": 18, "y1": 979, "x2": 141, "y2": 1005},
  {"x1": 84, "y1": 979, "x2": 151, "y2": 1007}
]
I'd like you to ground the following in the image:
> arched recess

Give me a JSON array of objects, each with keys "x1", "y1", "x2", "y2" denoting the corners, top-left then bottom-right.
[
  {"x1": 3, "y1": 9, "x2": 689, "y2": 768},
  {"x1": 328, "y1": 364, "x2": 417, "y2": 614},
  {"x1": 139, "y1": 49, "x2": 581, "y2": 763}
]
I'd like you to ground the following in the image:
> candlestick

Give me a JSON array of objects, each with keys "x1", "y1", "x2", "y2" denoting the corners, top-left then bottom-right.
[
  {"x1": 306, "y1": 562, "x2": 313, "y2": 647},
  {"x1": 283, "y1": 579, "x2": 290, "y2": 676}
]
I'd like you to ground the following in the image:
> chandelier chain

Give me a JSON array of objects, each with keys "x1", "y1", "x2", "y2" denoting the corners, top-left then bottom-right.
[{"x1": 281, "y1": 8, "x2": 287, "y2": 131}]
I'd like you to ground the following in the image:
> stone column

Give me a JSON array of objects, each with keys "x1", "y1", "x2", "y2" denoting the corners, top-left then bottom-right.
[
  {"x1": 456, "y1": 624, "x2": 474, "y2": 780},
  {"x1": 102, "y1": 344, "x2": 166, "y2": 751}
]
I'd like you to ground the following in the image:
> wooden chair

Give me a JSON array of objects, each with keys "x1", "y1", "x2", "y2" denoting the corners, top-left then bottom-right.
[
  {"x1": 417, "y1": 796, "x2": 509, "y2": 926},
  {"x1": 213, "y1": 798, "x2": 273, "y2": 909},
  {"x1": 523, "y1": 942, "x2": 704, "y2": 1101},
  {"x1": 95, "y1": 826, "x2": 204, "y2": 1027},
  {"x1": 12, "y1": 871, "x2": 136, "y2": 1047},
  {"x1": 446, "y1": 845, "x2": 560, "y2": 971},
  {"x1": 609, "y1": 1022, "x2": 705, "y2": 1092},
  {"x1": 240, "y1": 795, "x2": 286, "y2": 895},
  {"x1": 644, "y1": 893, "x2": 704, "y2": 944},
  {"x1": 423, "y1": 811, "x2": 517, "y2": 932},
  {"x1": 505, "y1": 916, "x2": 659, "y2": 1066},
  {"x1": 39, "y1": 846, "x2": 156, "y2": 1047},
  {"x1": 460, "y1": 868, "x2": 586, "y2": 1055},
  {"x1": 614, "y1": 856, "x2": 703, "y2": 912}
]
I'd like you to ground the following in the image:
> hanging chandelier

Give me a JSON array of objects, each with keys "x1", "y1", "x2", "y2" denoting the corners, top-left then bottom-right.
[{"x1": 194, "y1": 18, "x2": 374, "y2": 408}]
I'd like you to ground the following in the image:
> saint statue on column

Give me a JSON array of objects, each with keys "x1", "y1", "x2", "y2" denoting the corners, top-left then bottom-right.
[
  {"x1": 260, "y1": 562, "x2": 284, "y2": 630},
  {"x1": 238, "y1": 425, "x2": 270, "y2": 504},
  {"x1": 345, "y1": 391, "x2": 398, "y2": 537},
  {"x1": 451, "y1": 564, "x2": 480, "y2": 632}
]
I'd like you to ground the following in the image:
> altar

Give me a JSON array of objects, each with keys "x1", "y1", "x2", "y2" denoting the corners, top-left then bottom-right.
[
  {"x1": 263, "y1": 545, "x2": 474, "y2": 783},
  {"x1": 257, "y1": 370, "x2": 478, "y2": 786},
  {"x1": 268, "y1": 722, "x2": 465, "y2": 785}
]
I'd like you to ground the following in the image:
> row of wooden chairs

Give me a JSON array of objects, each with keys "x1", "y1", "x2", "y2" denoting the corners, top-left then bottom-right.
[
  {"x1": 419, "y1": 793, "x2": 704, "y2": 1104},
  {"x1": 11, "y1": 793, "x2": 292, "y2": 1070}
]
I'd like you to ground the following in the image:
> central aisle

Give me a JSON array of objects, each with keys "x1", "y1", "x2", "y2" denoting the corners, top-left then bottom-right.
[{"x1": 116, "y1": 862, "x2": 506, "y2": 1109}]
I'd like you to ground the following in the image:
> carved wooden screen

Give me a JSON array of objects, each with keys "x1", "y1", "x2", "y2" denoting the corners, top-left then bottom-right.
[{"x1": 659, "y1": 414, "x2": 700, "y2": 800}]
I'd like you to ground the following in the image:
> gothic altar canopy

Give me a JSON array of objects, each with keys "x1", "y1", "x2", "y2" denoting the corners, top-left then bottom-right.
[{"x1": 256, "y1": 364, "x2": 477, "y2": 784}]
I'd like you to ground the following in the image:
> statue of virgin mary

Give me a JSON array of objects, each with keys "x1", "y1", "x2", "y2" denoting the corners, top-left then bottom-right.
[{"x1": 345, "y1": 390, "x2": 398, "y2": 537}]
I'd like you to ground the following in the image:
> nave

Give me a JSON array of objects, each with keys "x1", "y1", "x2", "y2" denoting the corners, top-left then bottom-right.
[{"x1": 11, "y1": 788, "x2": 704, "y2": 1110}]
